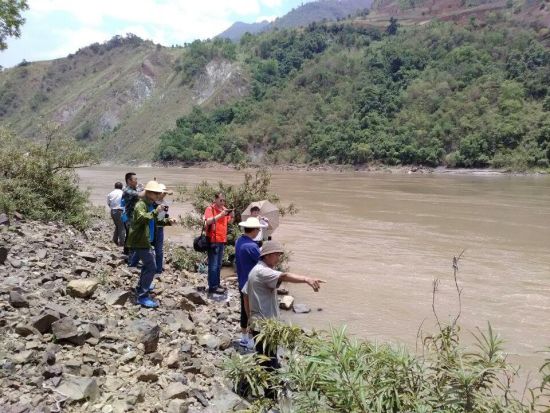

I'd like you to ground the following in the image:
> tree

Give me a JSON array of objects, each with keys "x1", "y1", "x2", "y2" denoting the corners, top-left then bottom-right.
[
  {"x1": 386, "y1": 17, "x2": 399, "y2": 36},
  {"x1": 0, "y1": 0, "x2": 28, "y2": 50}
]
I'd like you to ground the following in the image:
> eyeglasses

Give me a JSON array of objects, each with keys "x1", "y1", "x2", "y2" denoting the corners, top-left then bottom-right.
[{"x1": 219, "y1": 199, "x2": 226, "y2": 203}]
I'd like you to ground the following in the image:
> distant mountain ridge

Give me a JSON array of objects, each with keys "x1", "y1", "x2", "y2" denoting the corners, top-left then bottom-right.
[{"x1": 217, "y1": 0, "x2": 373, "y2": 42}]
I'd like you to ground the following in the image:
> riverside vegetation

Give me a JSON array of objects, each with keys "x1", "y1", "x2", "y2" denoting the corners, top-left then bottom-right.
[
  {"x1": 157, "y1": 12, "x2": 550, "y2": 171},
  {"x1": 1, "y1": 129, "x2": 550, "y2": 412}
]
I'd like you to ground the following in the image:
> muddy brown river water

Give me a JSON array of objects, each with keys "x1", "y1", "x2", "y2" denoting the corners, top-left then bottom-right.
[{"x1": 79, "y1": 166, "x2": 550, "y2": 374}]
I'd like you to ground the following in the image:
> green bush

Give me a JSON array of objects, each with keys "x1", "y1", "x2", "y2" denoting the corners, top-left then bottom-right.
[{"x1": 0, "y1": 125, "x2": 97, "y2": 230}]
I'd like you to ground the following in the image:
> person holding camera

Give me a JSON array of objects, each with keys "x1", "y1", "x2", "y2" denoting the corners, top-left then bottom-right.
[
  {"x1": 203, "y1": 192, "x2": 234, "y2": 295},
  {"x1": 153, "y1": 183, "x2": 173, "y2": 275},
  {"x1": 127, "y1": 181, "x2": 175, "y2": 308}
]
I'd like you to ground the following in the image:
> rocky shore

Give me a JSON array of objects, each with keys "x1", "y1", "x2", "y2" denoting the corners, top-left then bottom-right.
[{"x1": 0, "y1": 217, "x2": 252, "y2": 412}]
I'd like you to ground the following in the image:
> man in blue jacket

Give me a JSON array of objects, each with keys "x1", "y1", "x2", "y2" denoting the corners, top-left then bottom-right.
[{"x1": 235, "y1": 217, "x2": 264, "y2": 348}]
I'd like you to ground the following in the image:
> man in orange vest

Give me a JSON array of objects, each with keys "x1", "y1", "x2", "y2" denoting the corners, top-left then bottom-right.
[{"x1": 203, "y1": 192, "x2": 234, "y2": 295}]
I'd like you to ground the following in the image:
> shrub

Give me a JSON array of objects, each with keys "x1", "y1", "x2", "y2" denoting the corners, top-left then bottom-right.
[{"x1": 0, "y1": 125, "x2": 97, "y2": 230}]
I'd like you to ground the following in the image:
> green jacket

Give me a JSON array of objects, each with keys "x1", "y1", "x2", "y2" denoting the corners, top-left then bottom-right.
[{"x1": 126, "y1": 199, "x2": 171, "y2": 249}]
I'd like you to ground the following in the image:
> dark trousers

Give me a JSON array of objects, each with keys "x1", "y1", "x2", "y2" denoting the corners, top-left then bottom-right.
[
  {"x1": 132, "y1": 248, "x2": 156, "y2": 297},
  {"x1": 110, "y1": 209, "x2": 125, "y2": 246},
  {"x1": 154, "y1": 226, "x2": 164, "y2": 274},
  {"x1": 239, "y1": 292, "x2": 248, "y2": 329},
  {"x1": 207, "y1": 243, "x2": 224, "y2": 291},
  {"x1": 123, "y1": 220, "x2": 131, "y2": 255}
]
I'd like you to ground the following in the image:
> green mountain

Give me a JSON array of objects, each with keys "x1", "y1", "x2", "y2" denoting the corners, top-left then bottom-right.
[
  {"x1": 157, "y1": 0, "x2": 550, "y2": 169},
  {"x1": 1, "y1": 0, "x2": 549, "y2": 169}
]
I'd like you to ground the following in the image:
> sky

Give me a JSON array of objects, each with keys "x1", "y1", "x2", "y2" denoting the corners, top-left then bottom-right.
[{"x1": 0, "y1": 0, "x2": 312, "y2": 68}]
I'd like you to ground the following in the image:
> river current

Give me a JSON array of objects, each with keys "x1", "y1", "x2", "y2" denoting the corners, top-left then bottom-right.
[{"x1": 79, "y1": 166, "x2": 550, "y2": 373}]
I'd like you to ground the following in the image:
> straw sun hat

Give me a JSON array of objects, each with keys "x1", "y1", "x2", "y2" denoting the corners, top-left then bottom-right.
[
  {"x1": 144, "y1": 181, "x2": 164, "y2": 193},
  {"x1": 260, "y1": 240, "x2": 285, "y2": 257},
  {"x1": 158, "y1": 183, "x2": 173, "y2": 195}
]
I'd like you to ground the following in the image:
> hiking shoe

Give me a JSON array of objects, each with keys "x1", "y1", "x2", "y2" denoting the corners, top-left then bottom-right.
[
  {"x1": 137, "y1": 296, "x2": 159, "y2": 308},
  {"x1": 208, "y1": 286, "x2": 226, "y2": 295}
]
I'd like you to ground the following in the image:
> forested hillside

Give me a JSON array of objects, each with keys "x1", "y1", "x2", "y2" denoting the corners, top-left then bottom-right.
[{"x1": 158, "y1": 13, "x2": 550, "y2": 169}]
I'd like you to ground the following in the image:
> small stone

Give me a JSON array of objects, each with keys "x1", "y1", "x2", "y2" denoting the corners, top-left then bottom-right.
[
  {"x1": 279, "y1": 295, "x2": 294, "y2": 310},
  {"x1": 31, "y1": 311, "x2": 60, "y2": 334},
  {"x1": 164, "y1": 382, "x2": 188, "y2": 400},
  {"x1": 43, "y1": 365, "x2": 63, "y2": 379},
  {"x1": 179, "y1": 297, "x2": 196, "y2": 312},
  {"x1": 129, "y1": 320, "x2": 160, "y2": 354},
  {"x1": 182, "y1": 288, "x2": 208, "y2": 305},
  {"x1": 43, "y1": 350, "x2": 56, "y2": 365},
  {"x1": 52, "y1": 318, "x2": 85, "y2": 345},
  {"x1": 37, "y1": 249, "x2": 48, "y2": 260},
  {"x1": 198, "y1": 334, "x2": 220, "y2": 349},
  {"x1": 76, "y1": 251, "x2": 98, "y2": 262},
  {"x1": 191, "y1": 389, "x2": 209, "y2": 407},
  {"x1": 55, "y1": 376, "x2": 99, "y2": 401},
  {"x1": 0, "y1": 246, "x2": 9, "y2": 264},
  {"x1": 11, "y1": 350, "x2": 34, "y2": 364},
  {"x1": 9, "y1": 257, "x2": 22, "y2": 268},
  {"x1": 165, "y1": 349, "x2": 180, "y2": 369},
  {"x1": 66, "y1": 279, "x2": 100, "y2": 299},
  {"x1": 136, "y1": 370, "x2": 158, "y2": 382},
  {"x1": 149, "y1": 352, "x2": 163, "y2": 365},
  {"x1": 167, "y1": 399, "x2": 189, "y2": 413},
  {"x1": 15, "y1": 323, "x2": 37, "y2": 337},
  {"x1": 293, "y1": 304, "x2": 311, "y2": 314},
  {"x1": 106, "y1": 290, "x2": 130, "y2": 306}
]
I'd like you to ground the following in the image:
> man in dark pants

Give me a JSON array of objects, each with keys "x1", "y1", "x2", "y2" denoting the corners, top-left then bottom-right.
[
  {"x1": 126, "y1": 181, "x2": 174, "y2": 308},
  {"x1": 107, "y1": 182, "x2": 125, "y2": 246},
  {"x1": 235, "y1": 217, "x2": 263, "y2": 348},
  {"x1": 203, "y1": 192, "x2": 234, "y2": 295},
  {"x1": 242, "y1": 241, "x2": 325, "y2": 396}
]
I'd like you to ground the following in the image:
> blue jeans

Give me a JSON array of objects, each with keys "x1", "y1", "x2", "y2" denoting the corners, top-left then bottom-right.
[
  {"x1": 207, "y1": 243, "x2": 225, "y2": 291},
  {"x1": 132, "y1": 248, "x2": 157, "y2": 298},
  {"x1": 154, "y1": 227, "x2": 164, "y2": 274}
]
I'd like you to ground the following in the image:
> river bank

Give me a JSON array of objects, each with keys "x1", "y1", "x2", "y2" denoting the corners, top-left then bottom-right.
[
  {"x1": 0, "y1": 217, "x2": 251, "y2": 412},
  {"x1": 100, "y1": 160, "x2": 550, "y2": 176}
]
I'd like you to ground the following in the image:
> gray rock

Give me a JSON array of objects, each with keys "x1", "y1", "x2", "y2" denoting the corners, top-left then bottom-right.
[
  {"x1": 136, "y1": 370, "x2": 158, "y2": 382},
  {"x1": 15, "y1": 323, "x2": 38, "y2": 337},
  {"x1": 167, "y1": 399, "x2": 190, "y2": 413},
  {"x1": 43, "y1": 365, "x2": 63, "y2": 379},
  {"x1": 66, "y1": 278, "x2": 100, "y2": 299},
  {"x1": 279, "y1": 295, "x2": 294, "y2": 310},
  {"x1": 164, "y1": 382, "x2": 188, "y2": 400},
  {"x1": 37, "y1": 249, "x2": 48, "y2": 260},
  {"x1": 51, "y1": 317, "x2": 78, "y2": 340},
  {"x1": 0, "y1": 246, "x2": 8, "y2": 264},
  {"x1": 106, "y1": 290, "x2": 130, "y2": 306},
  {"x1": 55, "y1": 376, "x2": 99, "y2": 401},
  {"x1": 31, "y1": 311, "x2": 60, "y2": 334},
  {"x1": 293, "y1": 304, "x2": 311, "y2": 314},
  {"x1": 9, "y1": 289, "x2": 29, "y2": 308},
  {"x1": 9, "y1": 257, "x2": 22, "y2": 268},
  {"x1": 182, "y1": 288, "x2": 208, "y2": 305},
  {"x1": 11, "y1": 350, "x2": 34, "y2": 364},
  {"x1": 198, "y1": 334, "x2": 220, "y2": 349},
  {"x1": 76, "y1": 251, "x2": 98, "y2": 262},
  {"x1": 165, "y1": 349, "x2": 180, "y2": 369},
  {"x1": 179, "y1": 297, "x2": 196, "y2": 312},
  {"x1": 129, "y1": 320, "x2": 160, "y2": 354}
]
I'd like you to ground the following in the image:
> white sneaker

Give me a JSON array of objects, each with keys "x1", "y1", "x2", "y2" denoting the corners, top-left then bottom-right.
[{"x1": 246, "y1": 337, "x2": 255, "y2": 350}]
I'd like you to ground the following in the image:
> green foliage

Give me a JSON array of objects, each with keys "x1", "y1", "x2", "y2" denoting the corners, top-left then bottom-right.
[
  {"x1": 175, "y1": 38, "x2": 237, "y2": 84},
  {"x1": 0, "y1": 0, "x2": 28, "y2": 50},
  {"x1": 172, "y1": 246, "x2": 206, "y2": 272},
  {"x1": 226, "y1": 318, "x2": 549, "y2": 412},
  {"x1": 158, "y1": 17, "x2": 550, "y2": 171},
  {"x1": 0, "y1": 125, "x2": 97, "y2": 230}
]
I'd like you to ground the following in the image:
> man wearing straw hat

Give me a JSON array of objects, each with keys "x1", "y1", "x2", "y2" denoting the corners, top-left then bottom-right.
[
  {"x1": 127, "y1": 180, "x2": 175, "y2": 308},
  {"x1": 235, "y1": 217, "x2": 265, "y2": 348},
  {"x1": 242, "y1": 240, "x2": 325, "y2": 368}
]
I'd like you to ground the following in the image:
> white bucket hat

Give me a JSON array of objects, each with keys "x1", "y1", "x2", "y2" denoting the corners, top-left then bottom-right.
[{"x1": 238, "y1": 217, "x2": 264, "y2": 229}]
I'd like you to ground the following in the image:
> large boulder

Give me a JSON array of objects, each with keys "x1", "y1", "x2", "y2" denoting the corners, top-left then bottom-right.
[{"x1": 66, "y1": 279, "x2": 100, "y2": 299}]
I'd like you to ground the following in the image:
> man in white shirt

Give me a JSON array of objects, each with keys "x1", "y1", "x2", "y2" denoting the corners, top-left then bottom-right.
[
  {"x1": 250, "y1": 206, "x2": 271, "y2": 245},
  {"x1": 107, "y1": 182, "x2": 125, "y2": 246}
]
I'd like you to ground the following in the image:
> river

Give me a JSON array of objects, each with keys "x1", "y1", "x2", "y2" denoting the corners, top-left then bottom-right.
[{"x1": 79, "y1": 166, "x2": 550, "y2": 373}]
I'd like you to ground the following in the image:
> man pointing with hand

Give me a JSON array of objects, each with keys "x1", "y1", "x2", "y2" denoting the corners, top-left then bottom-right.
[{"x1": 242, "y1": 240, "x2": 326, "y2": 377}]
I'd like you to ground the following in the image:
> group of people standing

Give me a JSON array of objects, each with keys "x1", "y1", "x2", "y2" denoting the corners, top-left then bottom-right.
[{"x1": 106, "y1": 173, "x2": 325, "y2": 364}]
